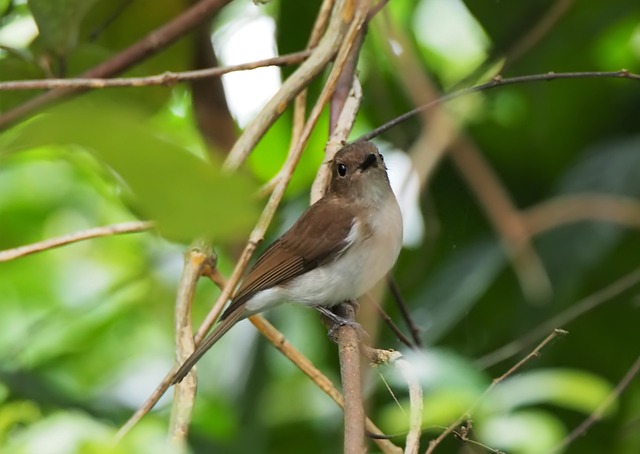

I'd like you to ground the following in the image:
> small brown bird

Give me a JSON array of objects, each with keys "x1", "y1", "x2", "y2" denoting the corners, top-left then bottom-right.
[{"x1": 172, "y1": 141, "x2": 403, "y2": 384}]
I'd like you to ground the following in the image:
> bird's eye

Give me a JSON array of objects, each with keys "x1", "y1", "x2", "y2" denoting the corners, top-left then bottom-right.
[
  {"x1": 379, "y1": 154, "x2": 384, "y2": 162},
  {"x1": 337, "y1": 163, "x2": 347, "y2": 177}
]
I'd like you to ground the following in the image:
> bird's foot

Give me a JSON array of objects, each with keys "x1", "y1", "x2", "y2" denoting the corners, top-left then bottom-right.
[{"x1": 314, "y1": 302, "x2": 367, "y2": 342}]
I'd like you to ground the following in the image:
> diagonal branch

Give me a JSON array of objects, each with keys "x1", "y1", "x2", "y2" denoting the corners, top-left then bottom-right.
[{"x1": 0, "y1": 221, "x2": 154, "y2": 262}]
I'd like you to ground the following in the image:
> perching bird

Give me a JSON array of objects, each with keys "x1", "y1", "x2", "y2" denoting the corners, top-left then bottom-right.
[{"x1": 172, "y1": 141, "x2": 403, "y2": 384}]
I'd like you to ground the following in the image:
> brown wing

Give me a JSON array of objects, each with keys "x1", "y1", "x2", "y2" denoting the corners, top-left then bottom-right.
[{"x1": 221, "y1": 196, "x2": 356, "y2": 318}]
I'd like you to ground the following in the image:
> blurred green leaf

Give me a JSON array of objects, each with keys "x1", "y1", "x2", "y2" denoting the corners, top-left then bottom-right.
[
  {"x1": 28, "y1": 0, "x2": 99, "y2": 58},
  {"x1": 411, "y1": 240, "x2": 505, "y2": 344},
  {"x1": 478, "y1": 410, "x2": 566, "y2": 454},
  {"x1": 0, "y1": 0, "x2": 10, "y2": 17},
  {"x1": 0, "y1": 401, "x2": 41, "y2": 442},
  {"x1": 2, "y1": 103, "x2": 260, "y2": 242},
  {"x1": 488, "y1": 369, "x2": 615, "y2": 415}
]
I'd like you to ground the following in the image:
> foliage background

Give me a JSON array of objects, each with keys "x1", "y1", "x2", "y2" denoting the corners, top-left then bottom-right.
[{"x1": 1, "y1": 0, "x2": 639, "y2": 453}]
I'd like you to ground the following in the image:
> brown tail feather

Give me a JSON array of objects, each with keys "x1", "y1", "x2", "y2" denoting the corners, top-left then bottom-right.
[{"x1": 171, "y1": 309, "x2": 246, "y2": 385}]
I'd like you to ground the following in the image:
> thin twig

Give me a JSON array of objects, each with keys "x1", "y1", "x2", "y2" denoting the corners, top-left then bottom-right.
[
  {"x1": 0, "y1": 221, "x2": 154, "y2": 262},
  {"x1": 168, "y1": 244, "x2": 216, "y2": 444},
  {"x1": 395, "y1": 356, "x2": 423, "y2": 454},
  {"x1": 553, "y1": 354, "x2": 640, "y2": 452},
  {"x1": 0, "y1": 51, "x2": 312, "y2": 91},
  {"x1": 388, "y1": 276, "x2": 422, "y2": 348},
  {"x1": 0, "y1": 0, "x2": 234, "y2": 130},
  {"x1": 368, "y1": 296, "x2": 415, "y2": 349},
  {"x1": 356, "y1": 70, "x2": 640, "y2": 144},
  {"x1": 359, "y1": 348, "x2": 423, "y2": 454},
  {"x1": 425, "y1": 329, "x2": 568, "y2": 453},
  {"x1": 476, "y1": 268, "x2": 640, "y2": 368}
]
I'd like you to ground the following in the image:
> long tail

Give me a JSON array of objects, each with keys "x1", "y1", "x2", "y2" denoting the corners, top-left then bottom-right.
[{"x1": 171, "y1": 309, "x2": 245, "y2": 385}]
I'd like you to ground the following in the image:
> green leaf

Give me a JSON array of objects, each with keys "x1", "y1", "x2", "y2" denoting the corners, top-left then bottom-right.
[
  {"x1": 478, "y1": 410, "x2": 566, "y2": 454},
  {"x1": 28, "y1": 0, "x2": 99, "y2": 57},
  {"x1": 410, "y1": 240, "x2": 505, "y2": 344},
  {"x1": 487, "y1": 368, "x2": 615, "y2": 415},
  {"x1": 2, "y1": 103, "x2": 259, "y2": 242},
  {"x1": 0, "y1": 0, "x2": 11, "y2": 17}
]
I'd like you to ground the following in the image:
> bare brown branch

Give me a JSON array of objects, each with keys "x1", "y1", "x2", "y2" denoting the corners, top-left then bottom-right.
[
  {"x1": 0, "y1": 51, "x2": 312, "y2": 91},
  {"x1": 334, "y1": 302, "x2": 366, "y2": 454},
  {"x1": 0, "y1": 221, "x2": 154, "y2": 262}
]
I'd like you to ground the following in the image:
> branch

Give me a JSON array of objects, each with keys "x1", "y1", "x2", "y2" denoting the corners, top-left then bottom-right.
[
  {"x1": 359, "y1": 348, "x2": 423, "y2": 454},
  {"x1": 425, "y1": 329, "x2": 568, "y2": 453},
  {"x1": 335, "y1": 303, "x2": 366, "y2": 454},
  {"x1": 0, "y1": 221, "x2": 154, "y2": 262},
  {"x1": 553, "y1": 354, "x2": 640, "y2": 452},
  {"x1": 387, "y1": 277, "x2": 422, "y2": 348},
  {"x1": 168, "y1": 244, "x2": 216, "y2": 444},
  {"x1": 0, "y1": 0, "x2": 234, "y2": 130},
  {"x1": 356, "y1": 70, "x2": 640, "y2": 143},
  {"x1": 368, "y1": 295, "x2": 416, "y2": 349},
  {"x1": 0, "y1": 51, "x2": 311, "y2": 91}
]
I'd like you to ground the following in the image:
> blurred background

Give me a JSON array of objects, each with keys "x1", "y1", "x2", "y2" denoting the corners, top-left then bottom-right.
[{"x1": 1, "y1": 0, "x2": 640, "y2": 453}]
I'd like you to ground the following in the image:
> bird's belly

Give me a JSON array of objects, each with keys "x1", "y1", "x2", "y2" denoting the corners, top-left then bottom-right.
[
  {"x1": 244, "y1": 197, "x2": 402, "y2": 313},
  {"x1": 279, "y1": 216, "x2": 401, "y2": 307}
]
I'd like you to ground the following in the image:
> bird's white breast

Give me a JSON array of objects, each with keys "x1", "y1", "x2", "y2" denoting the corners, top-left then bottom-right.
[{"x1": 244, "y1": 194, "x2": 403, "y2": 314}]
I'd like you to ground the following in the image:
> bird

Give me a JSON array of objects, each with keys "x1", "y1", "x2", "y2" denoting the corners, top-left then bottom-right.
[{"x1": 171, "y1": 141, "x2": 403, "y2": 384}]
